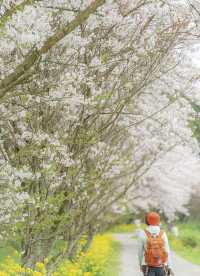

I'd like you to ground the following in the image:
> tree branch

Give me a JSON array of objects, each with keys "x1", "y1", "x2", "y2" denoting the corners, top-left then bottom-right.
[
  {"x1": 0, "y1": 0, "x2": 42, "y2": 29},
  {"x1": 0, "y1": 0, "x2": 106, "y2": 99}
]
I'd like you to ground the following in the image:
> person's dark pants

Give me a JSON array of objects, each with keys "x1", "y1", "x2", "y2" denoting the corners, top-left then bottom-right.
[{"x1": 147, "y1": 267, "x2": 166, "y2": 276}]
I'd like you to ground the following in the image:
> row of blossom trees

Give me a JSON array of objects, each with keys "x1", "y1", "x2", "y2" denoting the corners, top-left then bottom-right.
[{"x1": 0, "y1": 0, "x2": 200, "y2": 272}]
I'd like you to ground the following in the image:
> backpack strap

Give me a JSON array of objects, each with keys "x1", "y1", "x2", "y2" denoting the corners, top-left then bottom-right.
[
  {"x1": 144, "y1": 230, "x2": 153, "y2": 240},
  {"x1": 144, "y1": 229, "x2": 164, "y2": 239},
  {"x1": 158, "y1": 230, "x2": 164, "y2": 238}
]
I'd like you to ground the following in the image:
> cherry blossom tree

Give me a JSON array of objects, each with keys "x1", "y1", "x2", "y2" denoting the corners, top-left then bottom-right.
[{"x1": 125, "y1": 145, "x2": 200, "y2": 220}]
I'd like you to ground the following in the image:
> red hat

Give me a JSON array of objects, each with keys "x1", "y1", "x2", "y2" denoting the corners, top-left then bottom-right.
[{"x1": 146, "y1": 212, "x2": 160, "y2": 226}]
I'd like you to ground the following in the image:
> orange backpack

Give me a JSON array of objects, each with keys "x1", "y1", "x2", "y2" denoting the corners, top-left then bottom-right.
[{"x1": 144, "y1": 230, "x2": 168, "y2": 267}]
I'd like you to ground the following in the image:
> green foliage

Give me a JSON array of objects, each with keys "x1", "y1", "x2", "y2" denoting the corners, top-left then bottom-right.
[
  {"x1": 189, "y1": 119, "x2": 200, "y2": 143},
  {"x1": 181, "y1": 236, "x2": 197, "y2": 248},
  {"x1": 191, "y1": 102, "x2": 200, "y2": 113},
  {"x1": 189, "y1": 102, "x2": 200, "y2": 143}
]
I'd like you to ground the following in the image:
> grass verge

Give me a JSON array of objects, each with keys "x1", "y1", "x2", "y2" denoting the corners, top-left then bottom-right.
[
  {"x1": 169, "y1": 222, "x2": 200, "y2": 265},
  {"x1": 104, "y1": 240, "x2": 121, "y2": 276}
]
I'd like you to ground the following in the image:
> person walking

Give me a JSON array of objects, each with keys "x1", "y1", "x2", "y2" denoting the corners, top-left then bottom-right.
[{"x1": 137, "y1": 212, "x2": 174, "y2": 276}]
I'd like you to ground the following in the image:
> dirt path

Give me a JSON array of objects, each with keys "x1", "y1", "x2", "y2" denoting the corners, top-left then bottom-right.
[{"x1": 114, "y1": 233, "x2": 200, "y2": 276}]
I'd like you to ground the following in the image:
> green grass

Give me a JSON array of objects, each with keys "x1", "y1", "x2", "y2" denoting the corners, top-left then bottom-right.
[
  {"x1": 0, "y1": 239, "x2": 66, "y2": 265},
  {"x1": 0, "y1": 242, "x2": 20, "y2": 264},
  {"x1": 107, "y1": 223, "x2": 136, "y2": 233},
  {"x1": 169, "y1": 222, "x2": 200, "y2": 265},
  {"x1": 104, "y1": 240, "x2": 121, "y2": 276}
]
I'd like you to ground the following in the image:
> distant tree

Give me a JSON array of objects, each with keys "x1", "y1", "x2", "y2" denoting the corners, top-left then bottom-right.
[{"x1": 188, "y1": 189, "x2": 200, "y2": 220}]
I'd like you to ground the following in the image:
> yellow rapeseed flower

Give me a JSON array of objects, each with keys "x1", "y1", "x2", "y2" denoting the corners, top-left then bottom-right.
[
  {"x1": 54, "y1": 234, "x2": 113, "y2": 276},
  {"x1": 0, "y1": 234, "x2": 114, "y2": 276}
]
